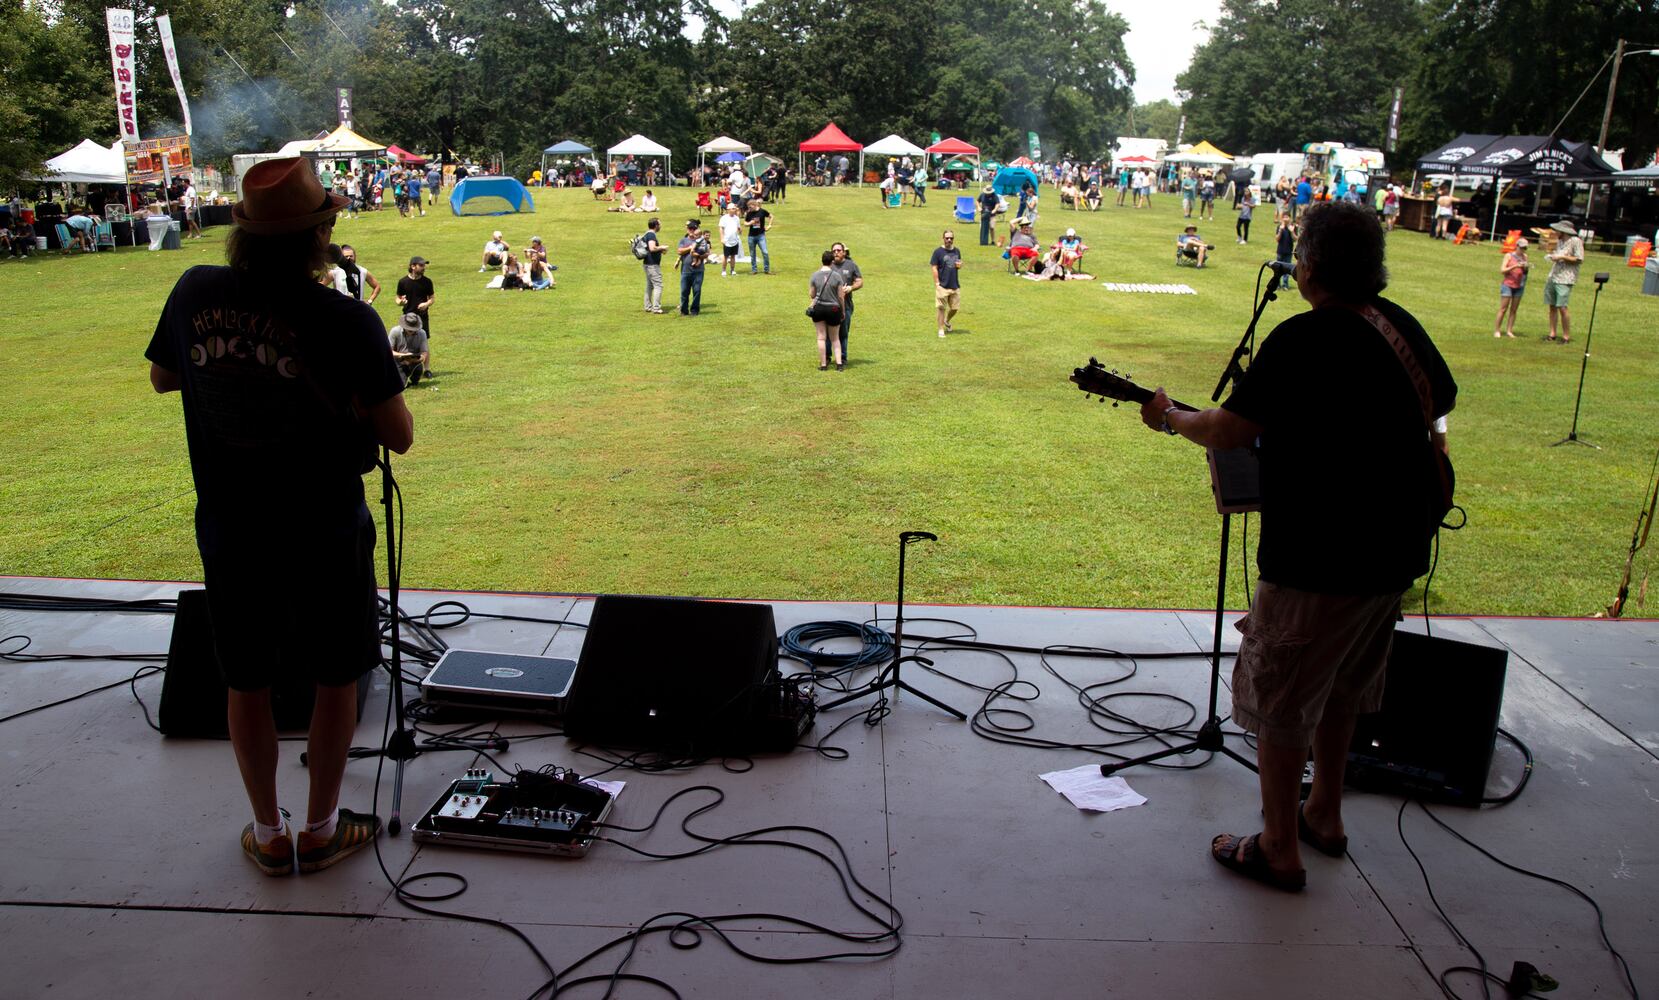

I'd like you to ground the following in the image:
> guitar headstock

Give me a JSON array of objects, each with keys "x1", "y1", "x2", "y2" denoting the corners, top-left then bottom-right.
[{"x1": 1069, "y1": 358, "x2": 1154, "y2": 406}]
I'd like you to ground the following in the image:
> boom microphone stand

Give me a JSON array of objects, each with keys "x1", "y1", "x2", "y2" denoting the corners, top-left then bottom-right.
[
  {"x1": 821, "y1": 531, "x2": 965, "y2": 720},
  {"x1": 1552, "y1": 272, "x2": 1611, "y2": 450},
  {"x1": 1101, "y1": 263, "x2": 1287, "y2": 780}
]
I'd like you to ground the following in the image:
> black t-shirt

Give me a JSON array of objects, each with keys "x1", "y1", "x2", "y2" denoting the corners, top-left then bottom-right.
[
  {"x1": 145, "y1": 265, "x2": 405, "y2": 542},
  {"x1": 745, "y1": 207, "x2": 769, "y2": 238},
  {"x1": 979, "y1": 190, "x2": 999, "y2": 215},
  {"x1": 1221, "y1": 297, "x2": 1457, "y2": 594},
  {"x1": 642, "y1": 230, "x2": 665, "y2": 266},
  {"x1": 930, "y1": 246, "x2": 961, "y2": 289},
  {"x1": 396, "y1": 274, "x2": 435, "y2": 329}
]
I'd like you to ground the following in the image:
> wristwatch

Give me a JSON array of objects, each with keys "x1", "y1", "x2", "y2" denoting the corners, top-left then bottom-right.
[{"x1": 1160, "y1": 406, "x2": 1179, "y2": 435}]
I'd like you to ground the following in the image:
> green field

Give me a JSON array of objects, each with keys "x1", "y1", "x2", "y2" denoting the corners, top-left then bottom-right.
[{"x1": 4, "y1": 186, "x2": 1657, "y2": 615}]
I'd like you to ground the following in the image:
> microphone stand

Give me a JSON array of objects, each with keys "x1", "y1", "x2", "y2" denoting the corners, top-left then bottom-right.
[
  {"x1": 820, "y1": 531, "x2": 965, "y2": 720},
  {"x1": 1103, "y1": 266, "x2": 1283, "y2": 780},
  {"x1": 1212, "y1": 264, "x2": 1282, "y2": 402},
  {"x1": 322, "y1": 446, "x2": 470, "y2": 836},
  {"x1": 1552, "y1": 274, "x2": 1609, "y2": 450}
]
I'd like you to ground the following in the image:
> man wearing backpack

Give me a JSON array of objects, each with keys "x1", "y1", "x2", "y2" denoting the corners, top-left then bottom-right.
[
  {"x1": 1136, "y1": 202, "x2": 1456, "y2": 894},
  {"x1": 638, "y1": 218, "x2": 666, "y2": 314}
]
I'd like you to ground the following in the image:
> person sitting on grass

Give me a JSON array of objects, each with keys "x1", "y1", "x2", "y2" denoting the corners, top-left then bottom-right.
[
  {"x1": 1007, "y1": 219, "x2": 1040, "y2": 272},
  {"x1": 500, "y1": 252, "x2": 529, "y2": 290},
  {"x1": 640, "y1": 189, "x2": 658, "y2": 213},
  {"x1": 608, "y1": 190, "x2": 640, "y2": 212},
  {"x1": 1178, "y1": 224, "x2": 1213, "y2": 268},
  {"x1": 480, "y1": 230, "x2": 509, "y2": 271},
  {"x1": 527, "y1": 254, "x2": 553, "y2": 290}
]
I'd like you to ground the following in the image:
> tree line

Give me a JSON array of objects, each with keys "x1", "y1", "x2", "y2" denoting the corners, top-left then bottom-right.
[{"x1": 3, "y1": 0, "x2": 1652, "y2": 195}]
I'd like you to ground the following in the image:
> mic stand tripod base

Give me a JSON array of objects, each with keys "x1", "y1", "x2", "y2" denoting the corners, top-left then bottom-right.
[
  {"x1": 818, "y1": 654, "x2": 967, "y2": 720},
  {"x1": 1550, "y1": 433, "x2": 1599, "y2": 450}
]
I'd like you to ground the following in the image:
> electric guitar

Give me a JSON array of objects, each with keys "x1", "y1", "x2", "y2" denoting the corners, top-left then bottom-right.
[{"x1": 1068, "y1": 358, "x2": 1261, "y2": 514}]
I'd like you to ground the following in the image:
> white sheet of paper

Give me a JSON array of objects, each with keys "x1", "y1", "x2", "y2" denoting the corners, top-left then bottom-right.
[
  {"x1": 581, "y1": 778, "x2": 625, "y2": 799},
  {"x1": 1038, "y1": 764, "x2": 1146, "y2": 812}
]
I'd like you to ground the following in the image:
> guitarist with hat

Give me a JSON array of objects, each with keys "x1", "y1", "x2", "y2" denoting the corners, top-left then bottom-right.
[{"x1": 1137, "y1": 201, "x2": 1456, "y2": 893}]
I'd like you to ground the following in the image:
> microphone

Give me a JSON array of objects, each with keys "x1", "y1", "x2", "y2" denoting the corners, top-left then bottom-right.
[
  {"x1": 900, "y1": 530, "x2": 938, "y2": 543},
  {"x1": 1267, "y1": 259, "x2": 1295, "y2": 277}
]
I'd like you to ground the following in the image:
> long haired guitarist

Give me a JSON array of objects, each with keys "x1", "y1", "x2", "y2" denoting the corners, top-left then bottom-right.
[{"x1": 1138, "y1": 202, "x2": 1457, "y2": 893}]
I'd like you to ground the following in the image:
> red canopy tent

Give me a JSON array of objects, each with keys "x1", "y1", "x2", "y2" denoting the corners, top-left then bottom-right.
[
  {"x1": 799, "y1": 122, "x2": 863, "y2": 185},
  {"x1": 1010, "y1": 155, "x2": 1036, "y2": 168},
  {"x1": 386, "y1": 144, "x2": 427, "y2": 165},
  {"x1": 925, "y1": 137, "x2": 981, "y2": 181}
]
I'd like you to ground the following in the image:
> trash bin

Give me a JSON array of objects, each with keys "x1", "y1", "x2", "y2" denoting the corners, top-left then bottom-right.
[
  {"x1": 35, "y1": 236, "x2": 47, "y2": 250},
  {"x1": 1644, "y1": 257, "x2": 1659, "y2": 297}
]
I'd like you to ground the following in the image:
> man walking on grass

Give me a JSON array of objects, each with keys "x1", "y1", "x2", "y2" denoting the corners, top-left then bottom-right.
[
  {"x1": 145, "y1": 157, "x2": 414, "y2": 878},
  {"x1": 931, "y1": 229, "x2": 962, "y2": 338}
]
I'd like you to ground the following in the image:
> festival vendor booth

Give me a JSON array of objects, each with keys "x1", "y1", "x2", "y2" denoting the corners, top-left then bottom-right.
[
  {"x1": 450, "y1": 175, "x2": 535, "y2": 216},
  {"x1": 1164, "y1": 140, "x2": 1234, "y2": 188},
  {"x1": 860, "y1": 134, "x2": 927, "y2": 183},
  {"x1": 925, "y1": 137, "x2": 980, "y2": 189},
  {"x1": 28, "y1": 139, "x2": 129, "y2": 248},
  {"x1": 799, "y1": 122, "x2": 863, "y2": 185},
  {"x1": 697, "y1": 135, "x2": 752, "y2": 179},
  {"x1": 1413, "y1": 134, "x2": 1617, "y2": 239},
  {"x1": 541, "y1": 140, "x2": 594, "y2": 185},
  {"x1": 606, "y1": 134, "x2": 672, "y2": 185}
]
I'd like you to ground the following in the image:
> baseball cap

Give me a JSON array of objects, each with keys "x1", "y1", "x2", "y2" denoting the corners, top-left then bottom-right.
[
  {"x1": 409, "y1": 255, "x2": 428, "y2": 266},
  {"x1": 492, "y1": 230, "x2": 503, "y2": 239},
  {"x1": 530, "y1": 236, "x2": 542, "y2": 243}
]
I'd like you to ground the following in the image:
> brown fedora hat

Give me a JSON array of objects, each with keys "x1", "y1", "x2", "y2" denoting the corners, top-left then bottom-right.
[{"x1": 232, "y1": 157, "x2": 348, "y2": 234}]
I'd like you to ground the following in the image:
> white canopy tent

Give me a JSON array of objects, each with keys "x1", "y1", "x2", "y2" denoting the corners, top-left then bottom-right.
[
  {"x1": 696, "y1": 134, "x2": 751, "y2": 176},
  {"x1": 859, "y1": 134, "x2": 927, "y2": 181},
  {"x1": 32, "y1": 139, "x2": 126, "y2": 185},
  {"x1": 607, "y1": 134, "x2": 672, "y2": 182}
]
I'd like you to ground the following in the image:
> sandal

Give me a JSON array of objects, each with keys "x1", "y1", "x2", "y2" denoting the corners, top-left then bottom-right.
[
  {"x1": 1211, "y1": 833, "x2": 1306, "y2": 892},
  {"x1": 1297, "y1": 806, "x2": 1348, "y2": 858}
]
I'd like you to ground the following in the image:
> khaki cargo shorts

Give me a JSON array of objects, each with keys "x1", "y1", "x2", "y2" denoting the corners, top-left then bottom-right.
[{"x1": 1231, "y1": 581, "x2": 1402, "y2": 747}]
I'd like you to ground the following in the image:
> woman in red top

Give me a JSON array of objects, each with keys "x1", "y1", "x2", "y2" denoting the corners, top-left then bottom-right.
[{"x1": 1493, "y1": 239, "x2": 1529, "y2": 338}]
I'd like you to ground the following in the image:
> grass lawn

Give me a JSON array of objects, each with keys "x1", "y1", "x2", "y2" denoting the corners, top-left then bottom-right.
[{"x1": 4, "y1": 185, "x2": 1657, "y2": 615}]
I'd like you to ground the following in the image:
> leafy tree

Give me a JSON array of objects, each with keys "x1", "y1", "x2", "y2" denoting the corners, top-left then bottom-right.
[
  {"x1": 1176, "y1": 0, "x2": 1425, "y2": 154},
  {"x1": 0, "y1": 3, "x2": 110, "y2": 193},
  {"x1": 1400, "y1": 0, "x2": 1659, "y2": 167},
  {"x1": 1127, "y1": 99, "x2": 1181, "y2": 142}
]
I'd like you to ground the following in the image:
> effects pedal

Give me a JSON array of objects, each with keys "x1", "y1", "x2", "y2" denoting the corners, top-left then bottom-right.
[{"x1": 411, "y1": 768, "x2": 614, "y2": 857}]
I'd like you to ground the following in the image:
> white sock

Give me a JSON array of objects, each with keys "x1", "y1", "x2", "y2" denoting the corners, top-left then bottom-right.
[
  {"x1": 305, "y1": 807, "x2": 339, "y2": 841},
  {"x1": 253, "y1": 815, "x2": 287, "y2": 846}
]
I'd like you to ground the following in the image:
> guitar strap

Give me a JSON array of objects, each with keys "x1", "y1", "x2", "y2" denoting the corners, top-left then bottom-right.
[{"x1": 1351, "y1": 303, "x2": 1436, "y2": 428}]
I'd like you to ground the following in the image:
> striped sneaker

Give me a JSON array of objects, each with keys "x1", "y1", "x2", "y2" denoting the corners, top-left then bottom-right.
[
  {"x1": 241, "y1": 823, "x2": 294, "y2": 877},
  {"x1": 296, "y1": 809, "x2": 382, "y2": 874}
]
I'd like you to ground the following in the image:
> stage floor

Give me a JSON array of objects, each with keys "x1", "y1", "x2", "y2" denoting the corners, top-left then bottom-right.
[{"x1": 0, "y1": 576, "x2": 1653, "y2": 999}]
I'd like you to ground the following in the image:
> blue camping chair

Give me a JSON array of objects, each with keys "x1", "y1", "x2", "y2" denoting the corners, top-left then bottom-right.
[
  {"x1": 95, "y1": 220, "x2": 116, "y2": 250},
  {"x1": 953, "y1": 196, "x2": 975, "y2": 223},
  {"x1": 54, "y1": 223, "x2": 81, "y2": 253}
]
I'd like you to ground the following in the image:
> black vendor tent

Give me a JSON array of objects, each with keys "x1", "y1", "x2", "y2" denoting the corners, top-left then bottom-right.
[{"x1": 1417, "y1": 134, "x2": 1616, "y2": 181}]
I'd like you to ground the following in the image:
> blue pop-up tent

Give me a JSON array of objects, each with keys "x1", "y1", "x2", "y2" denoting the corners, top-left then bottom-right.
[
  {"x1": 450, "y1": 175, "x2": 535, "y2": 216},
  {"x1": 992, "y1": 166, "x2": 1040, "y2": 195}
]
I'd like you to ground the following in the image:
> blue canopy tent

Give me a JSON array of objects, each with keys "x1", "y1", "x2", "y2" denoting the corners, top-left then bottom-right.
[
  {"x1": 992, "y1": 166, "x2": 1040, "y2": 195},
  {"x1": 450, "y1": 175, "x2": 535, "y2": 216},
  {"x1": 540, "y1": 140, "x2": 593, "y2": 184}
]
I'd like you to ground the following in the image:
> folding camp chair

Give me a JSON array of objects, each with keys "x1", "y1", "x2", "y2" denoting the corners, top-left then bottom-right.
[
  {"x1": 695, "y1": 191, "x2": 713, "y2": 215},
  {"x1": 95, "y1": 221, "x2": 116, "y2": 250},
  {"x1": 953, "y1": 196, "x2": 975, "y2": 223},
  {"x1": 1452, "y1": 223, "x2": 1480, "y2": 245},
  {"x1": 54, "y1": 223, "x2": 79, "y2": 253}
]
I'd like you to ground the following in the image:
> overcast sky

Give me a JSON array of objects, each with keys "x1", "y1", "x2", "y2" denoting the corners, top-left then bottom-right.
[{"x1": 697, "y1": 1, "x2": 1221, "y2": 106}]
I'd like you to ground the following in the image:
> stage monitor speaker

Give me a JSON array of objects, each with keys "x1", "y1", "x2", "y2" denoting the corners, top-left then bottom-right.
[
  {"x1": 158, "y1": 589, "x2": 370, "y2": 737},
  {"x1": 1345, "y1": 629, "x2": 1508, "y2": 804},
  {"x1": 563, "y1": 595, "x2": 780, "y2": 755}
]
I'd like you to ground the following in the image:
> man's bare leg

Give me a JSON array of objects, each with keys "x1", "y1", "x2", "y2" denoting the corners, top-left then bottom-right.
[
  {"x1": 227, "y1": 688, "x2": 280, "y2": 827},
  {"x1": 1253, "y1": 736, "x2": 1308, "y2": 872},
  {"x1": 1301, "y1": 710, "x2": 1358, "y2": 846},
  {"x1": 305, "y1": 680, "x2": 359, "y2": 827}
]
